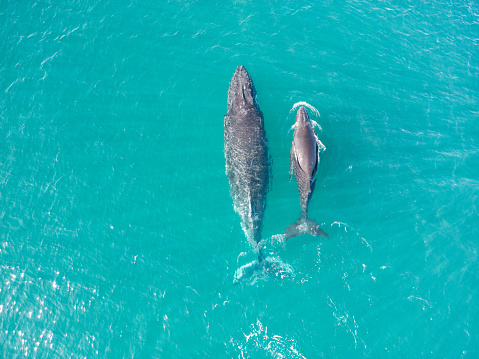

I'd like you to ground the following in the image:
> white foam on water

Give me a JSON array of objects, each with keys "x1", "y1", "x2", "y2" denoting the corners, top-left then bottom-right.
[{"x1": 290, "y1": 101, "x2": 321, "y2": 118}]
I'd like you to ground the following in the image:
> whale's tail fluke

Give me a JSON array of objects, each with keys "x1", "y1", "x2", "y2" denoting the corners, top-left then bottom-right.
[
  {"x1": 284, "y1": 218, "x2": 328, "y2": 240},
  {"x1": 234, "y1": 256, "x2": 293, "y2": 284}
]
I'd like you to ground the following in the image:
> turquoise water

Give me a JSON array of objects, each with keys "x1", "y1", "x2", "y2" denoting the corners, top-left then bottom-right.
[{"x1": 1, "y1": 0, "x2": 478, "y2": 357}]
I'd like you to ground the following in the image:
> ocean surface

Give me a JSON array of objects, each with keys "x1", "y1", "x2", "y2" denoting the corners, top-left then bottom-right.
[{"x1": 1, "y1": 0, "x2": 478, "y2": 357}]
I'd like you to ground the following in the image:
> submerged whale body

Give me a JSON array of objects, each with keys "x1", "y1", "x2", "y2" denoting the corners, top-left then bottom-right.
[
  {"x1": 285, "y1": 106, "x2": 328, "y2": 240},
  {"x1": 224, "y1": 65, "x2": 271, "y2": 258}
]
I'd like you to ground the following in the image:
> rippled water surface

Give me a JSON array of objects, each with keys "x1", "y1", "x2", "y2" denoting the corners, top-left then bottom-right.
[{"x1": 1, "y1": 0, "x2": 478, "y2": 357}]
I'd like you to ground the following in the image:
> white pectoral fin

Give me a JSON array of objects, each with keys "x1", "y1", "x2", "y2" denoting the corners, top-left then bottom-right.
[
  {"x1": 310, "y1": 120, "x2": 326, "y2": 153},
  {"x1": 311, "y1": 119, "x2": 322, "y2": 131},
  {"x1": 316, "y1": 138, "x2": 326, "y2": 152}
]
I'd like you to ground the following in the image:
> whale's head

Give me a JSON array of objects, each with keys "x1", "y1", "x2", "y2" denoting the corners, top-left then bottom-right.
[
  {"x1": 227, "y1": 65, "x2": 258, "y2": 112},
  {"x1": 295, "y1": 106, "x2": 311, "y2": 128}
]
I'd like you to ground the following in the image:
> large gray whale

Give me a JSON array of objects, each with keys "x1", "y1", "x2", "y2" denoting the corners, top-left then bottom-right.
[
  {"x1": 224, "y1": 65, "x2": 270, "y2": 260},
  {"x1": 285, "y1": 106, "x2": 328, "y2": 240}
]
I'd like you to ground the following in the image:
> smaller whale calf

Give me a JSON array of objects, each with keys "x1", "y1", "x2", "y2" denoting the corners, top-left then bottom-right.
[{"x1": 285, "y1": 106, "x2": 328, "y2": 240}]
